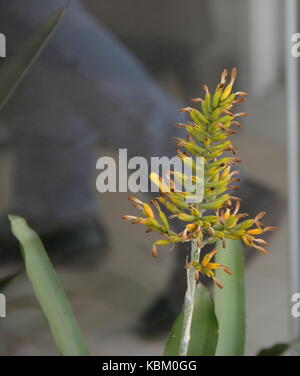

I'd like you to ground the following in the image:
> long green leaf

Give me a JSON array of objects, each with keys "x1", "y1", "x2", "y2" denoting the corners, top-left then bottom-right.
[
  {"x1": 164, "y1": 284, "x2": 218, "y2": 356},
  {"x1": 214, "y1": 239, "x2": 245, "y2": 356},
  {"x1": 0, "y1": 6, "x2": 65, "y2": 111},
  {"x1": 9, "y1": 215, "x2": 89, "y2": 356}
]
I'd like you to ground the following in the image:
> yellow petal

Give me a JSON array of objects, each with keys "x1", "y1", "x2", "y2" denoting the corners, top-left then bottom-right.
[
  {"x1": 242, "y1": 234, "x2": 252, "y2": 247},
  {"x1": 247, "y1": 228, "x2": 264, "y2": 235},
  {"x1": 201, "y1": 248, "x2": 218, "y2": 267},
  {"x1": 143, "y1": 203, "x2": 154, "y2": 218}
]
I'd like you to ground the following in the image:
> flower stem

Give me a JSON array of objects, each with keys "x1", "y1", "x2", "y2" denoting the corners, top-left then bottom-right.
[{"x1": 179, "y1": 239, "x2": 201, "y2": 356}]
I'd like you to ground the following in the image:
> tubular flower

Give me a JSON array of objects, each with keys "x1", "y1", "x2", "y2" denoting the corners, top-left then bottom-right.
[
  {"x1": 185, "y1": 248, "x2": 232, "y2": 289},
  {"x1": 122, "y1": 68, "x2": 276, "y2": 287}
]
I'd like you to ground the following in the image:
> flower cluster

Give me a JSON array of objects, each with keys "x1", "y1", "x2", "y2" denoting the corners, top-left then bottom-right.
[{"x1": 122, "y1": 68, "x2": 276, "y2": 287}]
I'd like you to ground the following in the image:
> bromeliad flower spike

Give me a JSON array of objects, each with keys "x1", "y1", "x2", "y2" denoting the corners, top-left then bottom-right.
[{"x1": 122, "y1": 68, "x2": 276, "y2": 289}]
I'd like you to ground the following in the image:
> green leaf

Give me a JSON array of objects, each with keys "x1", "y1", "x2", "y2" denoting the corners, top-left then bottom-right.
[
  {"x1": 256, "y1": 343, "x2": 290, "y2": 356},
  {"x1": 257, "y1": 338, "x2": 300, "y2": 356},
  {"x1": 214, "y1": 239, "x2": 245, "y2": 356},
  {"x1": 0, "y1": 6, "x2": 65, "y2": 111},
  {"x1": 8, "y1": 215, "x2": 89, "y2": 356},
  {"x1": 0, "y1": 271, "x2": 21, "y2": 291},
  {"x1": 163, "y1": 311, "x2": 183, "y2": 356},
  {"x1": 164, "y1": 284, "x2": 218, "y2": 356}
]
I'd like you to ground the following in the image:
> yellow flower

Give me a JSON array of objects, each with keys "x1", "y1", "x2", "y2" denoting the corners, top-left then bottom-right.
[
  {"x1": 185, "y1": 248, "x2": 232, "y2": 289},
  {"x1": 122, "y1": 68, "x2": 277, "y2": 288}
]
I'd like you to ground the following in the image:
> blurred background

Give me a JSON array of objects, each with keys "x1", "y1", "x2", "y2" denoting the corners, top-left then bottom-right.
[{"x1": 0, "y1": 0, "x2": 289, "y2": 355}]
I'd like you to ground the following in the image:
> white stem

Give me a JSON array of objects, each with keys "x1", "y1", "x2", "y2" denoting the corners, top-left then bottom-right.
[{"x1": 179, "y1": 239, "x2": 201, "y2": 356}]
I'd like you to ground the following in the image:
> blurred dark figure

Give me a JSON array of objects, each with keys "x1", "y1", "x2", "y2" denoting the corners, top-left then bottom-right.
[
  {"x1": 0, "y1": 0, "x2": 180, "y2": 259},
  {"x1": 0, "y1": 0, "x2": 280, "y2": 336},
  {"x1": 84, "y1": 0, "x2": 214, "y2": 98}
]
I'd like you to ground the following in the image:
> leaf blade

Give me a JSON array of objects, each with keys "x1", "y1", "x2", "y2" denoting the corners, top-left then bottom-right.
[
  {"x1": 9, "y1": 215, "x2": 89, "y2": 356},
  {"x1": 256, "y1": 343, "x2": 290, "y2": 356},
  {"x1": 0, "y1": 271, "x2": 21, "y2": 291},
  {"x1": 164, "y1": 284, "x2": 218, "y2": 356},
  {"x1": 214, "y1": 239, "x2": 245, "y2": 356},
  {"x1": 0, "y1": 6, "x2": 65, "y2": 111}
]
